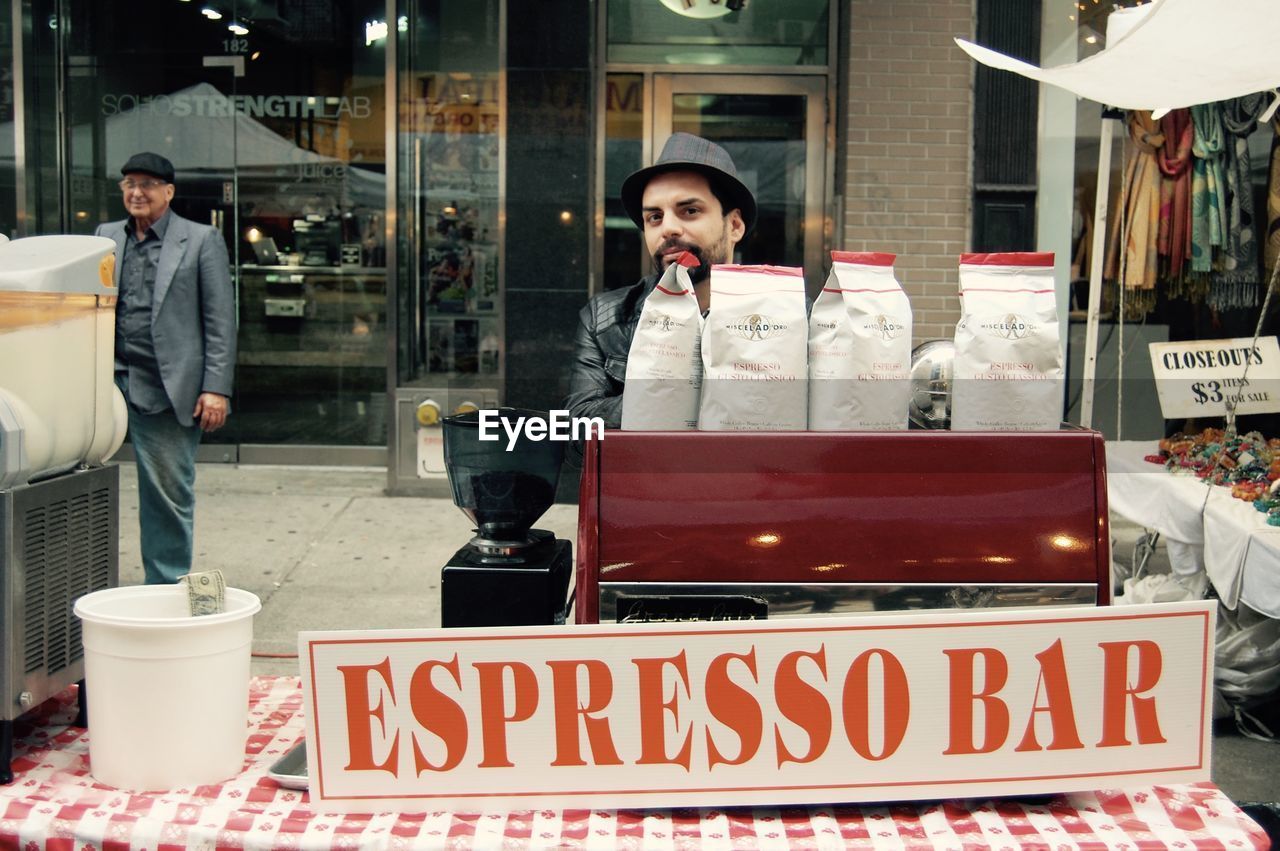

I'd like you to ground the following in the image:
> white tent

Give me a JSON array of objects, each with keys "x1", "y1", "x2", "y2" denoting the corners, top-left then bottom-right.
[
  {"x1": 2, "y1": 82, "x2": 337, "y2": 168},
  {"x1": 2, "y1": 82, "x2": 384, "y2": 213},
  {"x1": 955, "y1": 0, "x2": 1280, "y2": 429},
  {"x1": 957, "y1": 0, "x2": 1280, "y2": 114}
]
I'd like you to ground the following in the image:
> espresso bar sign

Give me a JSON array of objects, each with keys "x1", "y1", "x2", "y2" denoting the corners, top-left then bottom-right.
[
  {"x1": 299, "y1": 602, "x2": 1214, "y2": 811},
  {"x1": 1150, "y1": 336, "x2": 1280, "y2": 419}
]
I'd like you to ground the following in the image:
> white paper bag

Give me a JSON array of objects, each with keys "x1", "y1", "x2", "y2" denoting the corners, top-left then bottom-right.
[
  {"x1": 622, "y1": 252, "x2": 703, "y2": 430},
  {"x1": 809, "y1": 251, "x2": 912, "y2": 430},
  {"x1": 951, "y1": 252, "x2": 1063, "y2": 431},
  {"x1": 699, "y1": 264, "x2": 808, "y2": 431}
]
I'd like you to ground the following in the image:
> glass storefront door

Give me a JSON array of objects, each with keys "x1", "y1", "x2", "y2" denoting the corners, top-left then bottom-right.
[
  {"x1": 389, "y1": 0, "x2": 504, "y2": 486},
  {"x1": 394, "y1": 2, "x2": 501, "y2": 394},
  {"x1": 601, "y1": 73, "x2": 829, "y2": 294},
  {"x1": 654, "y1": 74, "x2": 828, "y2": 290}
]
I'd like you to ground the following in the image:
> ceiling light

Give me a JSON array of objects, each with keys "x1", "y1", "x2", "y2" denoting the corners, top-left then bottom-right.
[
  {"x1": 664, "y1": 50, "x2": 728, "y2": 65},
  {"x1": 201, "y1": 7, "x2": 222, "y2": 20},
  {"x1": 659, "y1": 0, "x2": 733, "y2": 20},
  {"x1": 365, "y1": 19, "x2": 389, "y2": 45},
  {"x1": 227, "y1": 21, "x2": 248, "y2": 35}
]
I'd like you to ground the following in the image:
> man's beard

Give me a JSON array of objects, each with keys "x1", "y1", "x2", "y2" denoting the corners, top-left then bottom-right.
[{"x1": 654, "y1": 227, "x2": 732, "y2": 284}]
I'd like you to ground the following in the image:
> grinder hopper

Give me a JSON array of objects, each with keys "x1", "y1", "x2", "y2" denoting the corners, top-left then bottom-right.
[
  {"x1": 439, "y1": 409, "x2": 573, "y2": 628},
  {"x1": 442, "y1": 408, "x2": 565, "y2": 545}
]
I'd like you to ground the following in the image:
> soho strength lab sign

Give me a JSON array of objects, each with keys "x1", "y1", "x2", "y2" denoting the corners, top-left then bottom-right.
[
  {"x1": 1150, "y1": 336, "x2": 1280, "y2": 419},
  {"x1": 299, "y1": 602, "x2": 1214, "y2": 811}
]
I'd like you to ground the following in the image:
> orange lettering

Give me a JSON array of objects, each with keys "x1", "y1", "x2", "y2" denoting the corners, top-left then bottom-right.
[
  {"x1": 1098, "y1": 640, "x2": 1167, "y2": 746},
  {"x1": 774, "y1": 647, "x2": 832, "y2": 767},
  {"x1": 944, "y1": 648, "x2": 1009, "y2": 755},
  {"x1": 337, "y1": 657, "x2": 399, "y2": 775},
  {"x1": 842, "y1": 649, "x2": 909, "y2": 761},
  {"x1": 408, "y1": 655, "x2": 468, "y2": 773},
  {"x1": 473, "y1": 661, "x2": 539, "y2": 768},
  {"x1": 547, "y1": 659, "x2": 622, "y2": 767},
  {"x1": 704, "y1": 648, "x2": 762, "y2": 769},
  {"x1": 633, "y1": 651, "x2": 693, "y2": 770},
  {"x1": 1015, "y1": 639, "x2": 1085, "y2": 752}
]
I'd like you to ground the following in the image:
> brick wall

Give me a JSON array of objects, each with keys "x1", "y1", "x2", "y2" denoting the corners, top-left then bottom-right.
[{"x1": 843, "y1": 0, "x2": 974, "y2": 345}]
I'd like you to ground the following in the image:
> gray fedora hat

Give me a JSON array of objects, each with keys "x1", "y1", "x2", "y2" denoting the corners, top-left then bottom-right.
[{"x1": 620, "y1": 132, "x2": 757, "y2": 236}]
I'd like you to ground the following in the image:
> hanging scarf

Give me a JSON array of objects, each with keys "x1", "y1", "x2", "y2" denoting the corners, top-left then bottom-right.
[
  {"x1": 1156, "y1": 109, "x2": 1193, "y2": 278},
  {"x1": 1190, "y1": 103, "x2": 1229, "y2": 274},
  {"x1": 1211, "y1": 93, "x2": 1267, "y2": 310},
  {"x1": 1268, "y1": 115, "x2": 1280, "y2": 280},
  {"x1": 1106, "y1": 111, "x2": 1164, "y2": 312}
]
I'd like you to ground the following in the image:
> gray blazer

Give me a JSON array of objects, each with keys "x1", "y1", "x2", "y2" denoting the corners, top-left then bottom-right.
[{"x1": 96, "y1": 211, "x2": 237, "y2": 427}]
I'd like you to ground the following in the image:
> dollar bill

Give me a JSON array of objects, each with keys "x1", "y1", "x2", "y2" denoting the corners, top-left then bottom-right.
[{"x1": 181, "y1": 569, "x2": 227, "y2": 616}]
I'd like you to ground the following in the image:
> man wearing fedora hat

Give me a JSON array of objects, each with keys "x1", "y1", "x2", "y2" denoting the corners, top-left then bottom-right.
[
  {"x1": 566, "y1": 132, "x2": 756, "y2": 426},
  {"x1": 96, "y1": 152, "x2": 236, "y2": 584}
]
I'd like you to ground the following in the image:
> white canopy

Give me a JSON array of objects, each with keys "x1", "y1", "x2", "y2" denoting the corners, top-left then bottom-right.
[
  {"x1": 955, "y1": 0, "x2": 1280, "y2": 112},
  {"x1": 1, "y1": 82, "x2": 342, "y2": 168},
  {"x1": 2, "y1": 82, "x2": 384, "y2": 214},
  {"x1": 956, "y1": 0, "x2": 1280, "y2": 433}
]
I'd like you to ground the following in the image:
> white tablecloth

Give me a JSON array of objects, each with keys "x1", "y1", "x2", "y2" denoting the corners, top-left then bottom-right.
[{"x1": 1108, "y1": 440, "x2": 1280, "y2": 617}]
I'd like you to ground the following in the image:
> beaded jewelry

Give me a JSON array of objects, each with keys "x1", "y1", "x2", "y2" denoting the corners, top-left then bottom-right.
[{"x1": 1147, "y1": 428, "x2": 1276, "y2": 502}]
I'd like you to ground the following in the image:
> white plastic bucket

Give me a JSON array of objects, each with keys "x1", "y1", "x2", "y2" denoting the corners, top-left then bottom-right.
[{"x1": 74, "y1": 584, "x2": 262, "y2": 791}]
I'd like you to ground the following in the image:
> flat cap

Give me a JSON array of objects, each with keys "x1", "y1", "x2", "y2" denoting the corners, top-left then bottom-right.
[{"x1": 120, "y1": 152, "x2": 175, "y2": 183}]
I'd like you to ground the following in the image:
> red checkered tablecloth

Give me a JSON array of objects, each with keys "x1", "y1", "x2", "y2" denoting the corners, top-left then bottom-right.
[{"x1": 1, "y1": 677, "x2": 1269, "y2": 850}]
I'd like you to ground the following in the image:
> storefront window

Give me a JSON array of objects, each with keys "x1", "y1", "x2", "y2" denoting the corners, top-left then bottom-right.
[
  {"x1": 607, "y1": 0, "x2": 829, "y2": 67},
  {"x1": 603, "y1": 72, "x2": 643, "y2": 291},
  {"x1": 25, "y1": 0, "x2": 388, "y2": 449},
  {"x1": 1, "y1": 0, "x2": 15, "y2": 237},
  {"x1": 395, "y1": 2, "x2": 501, "y2": 390}
]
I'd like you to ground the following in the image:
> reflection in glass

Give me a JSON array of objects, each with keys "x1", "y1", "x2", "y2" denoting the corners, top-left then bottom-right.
[
  {"x1": 39, "y1": 0, "x2": 390, "y2": 446},
  {"x1": 603, "y1": 73, "x2": 644, "y2": 291},
  {"x1": 397, "y1": 3, "x2": 502, "y2": 390}
]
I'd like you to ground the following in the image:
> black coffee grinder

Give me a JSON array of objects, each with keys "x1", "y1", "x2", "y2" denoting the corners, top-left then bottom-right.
[{"x1": 439, "y1": 409, "x2": 573, "y2": 627}]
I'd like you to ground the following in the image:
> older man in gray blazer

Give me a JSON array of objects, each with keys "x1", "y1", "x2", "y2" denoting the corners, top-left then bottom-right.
[{"x1": 96, "y1": 152, "x2": 236, "y2": 585}]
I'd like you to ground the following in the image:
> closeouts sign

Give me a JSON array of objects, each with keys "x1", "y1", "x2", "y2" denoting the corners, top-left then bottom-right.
[{"x1": 299, "y1": 601, "x2": 1214, "y2": 811}]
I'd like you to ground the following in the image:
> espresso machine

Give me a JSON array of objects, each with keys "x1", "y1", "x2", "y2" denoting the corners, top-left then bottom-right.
[
  {"x1": 575, "y1": 428, "x2": 1112, "y2": 624},
  {"x1": 439, "y1": 409, "x2": 573, "y2": 627}
]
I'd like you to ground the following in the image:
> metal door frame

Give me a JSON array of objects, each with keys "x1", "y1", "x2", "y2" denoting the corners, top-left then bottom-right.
[{"x1": 652, "y1": 73, "x2": 828, "y2": 283}]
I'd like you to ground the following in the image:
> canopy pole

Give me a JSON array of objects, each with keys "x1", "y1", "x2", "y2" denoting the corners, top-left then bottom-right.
[{"x1": 1080, "y1": 111, "x2": 1121, "y2": 429}]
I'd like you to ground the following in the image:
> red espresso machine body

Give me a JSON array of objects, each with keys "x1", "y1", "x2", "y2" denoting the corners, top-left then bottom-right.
[{"x1": 575, "y1": 430, "x2": 1111, "y2": 624}]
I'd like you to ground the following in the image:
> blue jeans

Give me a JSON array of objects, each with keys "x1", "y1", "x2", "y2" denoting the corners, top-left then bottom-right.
[{"x1": 116, "y1": 376, "x2": 202, "y2": 584}]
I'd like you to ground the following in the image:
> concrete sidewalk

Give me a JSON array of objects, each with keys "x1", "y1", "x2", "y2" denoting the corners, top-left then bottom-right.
[
  {"x1": 114, "y1": 461, "x2": 577, "y2": 664},
  {"x1": 112, "y1": 461, "x2": 1280, "y2": 805}
]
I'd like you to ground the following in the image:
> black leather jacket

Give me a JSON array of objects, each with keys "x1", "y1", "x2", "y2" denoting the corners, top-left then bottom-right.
[{"x1": 565, "y1": 274, "x2": 659, "y2": 428}]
